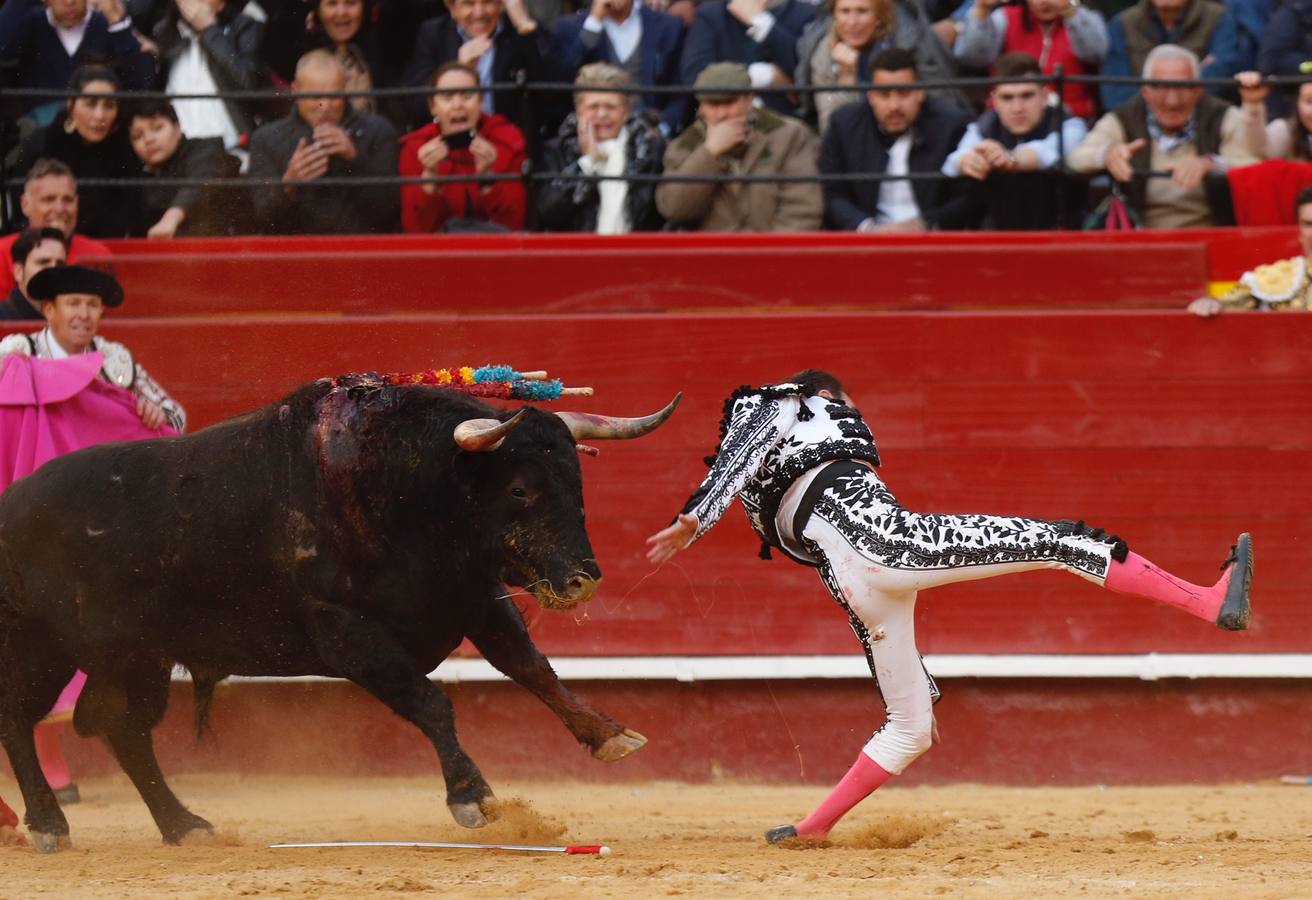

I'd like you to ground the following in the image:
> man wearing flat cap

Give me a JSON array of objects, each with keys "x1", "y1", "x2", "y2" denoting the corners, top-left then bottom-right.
[
  {"x1": 657, "y1": 62, "x2": 823, "y2": 232},
  {"x1": 0, "y1": 265, "x2": 186, "y2": 432}
]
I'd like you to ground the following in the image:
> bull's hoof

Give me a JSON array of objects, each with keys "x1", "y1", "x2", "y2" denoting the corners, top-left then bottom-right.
[
  {"x1": 161, "y1": 814, "x2": 214, "y2": 846},
  {"x1": 30, "y1": 831, "x2": 71, "y2": 854},
  {"x1": 593, "y1": 728, "x2": 647, "y2": 762},
  {"x1": 177, "y1": 825, "x2": 220, "y2": 846},
  {"x1": 448, "y1": 802, "x2": 490, "y2": 829}
]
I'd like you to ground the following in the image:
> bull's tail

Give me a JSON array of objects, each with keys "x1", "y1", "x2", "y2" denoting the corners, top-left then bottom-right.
[{"x1": 191, "y1": 672, "x2": 219, "y2": 741}]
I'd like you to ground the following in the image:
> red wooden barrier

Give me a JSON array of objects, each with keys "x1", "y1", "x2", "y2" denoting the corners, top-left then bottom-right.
[
  {"x1": 96, "y1": 309, "x2": 1312, "y2": 659},
  {"x1": 82, "y1": 229, "x2": 1301, "y2": 317}
]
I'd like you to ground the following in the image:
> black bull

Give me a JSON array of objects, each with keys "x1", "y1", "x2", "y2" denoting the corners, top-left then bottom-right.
[{"x1": 0, "y1": 375, "x2": 679, "y2": 852}]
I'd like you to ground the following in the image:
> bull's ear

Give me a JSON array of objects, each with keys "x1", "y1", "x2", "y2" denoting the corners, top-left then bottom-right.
[
  {"x1": 556, "y1": 393, "x2": 681, "y2": 442},
  {"x1": 454, "y1": 409, "x2": 526, "y2": 452}
]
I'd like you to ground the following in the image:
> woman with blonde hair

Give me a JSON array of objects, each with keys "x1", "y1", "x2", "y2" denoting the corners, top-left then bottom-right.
[{"x1": 795, "y1": 0, "x2": 959, "y2": 131}]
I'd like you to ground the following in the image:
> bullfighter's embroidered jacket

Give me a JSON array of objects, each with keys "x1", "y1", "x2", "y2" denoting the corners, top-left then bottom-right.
[
  {"x1": 0, "y1": 329, "x2": 187, "y2": 432},
  {"x1": 1219, "y1": 255, "x2": 1312, "y2": 311},
  {"x1": 679, "y1": 383, "x2": 882, "y2": 562}
]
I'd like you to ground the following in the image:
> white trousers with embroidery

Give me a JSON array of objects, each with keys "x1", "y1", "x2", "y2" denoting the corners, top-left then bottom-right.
[{"x1": 799, "y1": 467, "x2": 1118, "y2": 775}]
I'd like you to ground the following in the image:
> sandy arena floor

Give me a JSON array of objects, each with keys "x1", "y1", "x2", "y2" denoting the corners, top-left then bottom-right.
[{"x1": 2, "y1": 774, "x2": 1309, "y2": 898}]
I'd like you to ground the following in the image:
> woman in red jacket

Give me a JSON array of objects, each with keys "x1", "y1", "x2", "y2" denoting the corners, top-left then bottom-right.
[{"x1": 398, "y1": 61, "x2": 526, "y2": 232}]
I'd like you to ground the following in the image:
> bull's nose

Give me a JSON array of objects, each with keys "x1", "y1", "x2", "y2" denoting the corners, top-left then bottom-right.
[{"x1": 564, "y1": 573, "x2": 601, "y2": 603}]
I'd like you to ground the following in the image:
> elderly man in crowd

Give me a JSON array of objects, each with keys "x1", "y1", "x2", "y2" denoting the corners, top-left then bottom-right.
[
  {"x1": 1068, "y1": 44, "x2": 1263, "y2": 229},
  {"x1": 1189, "y1": 188, "x2": 1312, "y2": 316},
  {"x1": 1100, "y1": 0, "x2": 1245, "y2": 110},
  {"x1": 0, "y1": 0, "x2": 156, "y2": 125},
  {"x1": 2, "y1": 227, "x2": 68, "y2": 321},
  {"x1": 0, "y1": 161, "x2": 110, "y2": 297},
  {"x1": 657, "y1": 62, "x2": 821, "y2": 232},
  {"x1": 537, "y1": 63, "x2": 667, "y2": 233},
  {"x1": 819, "y1": 48, "x2": 976, "y2": 232},
  {"x1": 249, "y1": 49, "x2": 400, "y2": 234},
  {"x1": 941, "y1": 52, "x2": 1088, "y2": 229}
]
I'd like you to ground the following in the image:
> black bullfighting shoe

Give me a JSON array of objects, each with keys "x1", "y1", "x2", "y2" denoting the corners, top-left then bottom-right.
[
  {"x1": 1215, "y1": 533, "x2": 1253, "y2": 632},
  {"x1": 765, "y1": 824, "x2": 798, "y2": 844}
]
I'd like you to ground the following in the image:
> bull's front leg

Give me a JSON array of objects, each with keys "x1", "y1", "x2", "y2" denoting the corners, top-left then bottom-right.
[
  {"x1": 305, "y1": 601, "x2": 497, "y2": 828},
  {"x1": 465, "y1": 594, "x2": 646, "y2": 762}
]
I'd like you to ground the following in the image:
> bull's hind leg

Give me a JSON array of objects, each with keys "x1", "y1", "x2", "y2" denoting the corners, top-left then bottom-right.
[
  {"x1": 77, "y1": 660, "x2": 214, "y2": 844},
  {"x1": 467, "y1": 595, "x2": 645, "y2": 762},
  {"x1": 306, "y1": 601, "x2": 497, "y2": 828},
  {"x1": 0, "y1": 608, "x2": 77, "y2": 853}
]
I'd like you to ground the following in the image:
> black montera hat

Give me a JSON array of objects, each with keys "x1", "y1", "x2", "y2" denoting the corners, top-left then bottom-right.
[{"x1": 26, "y1": 265, "x2": 124, "y2": 307}]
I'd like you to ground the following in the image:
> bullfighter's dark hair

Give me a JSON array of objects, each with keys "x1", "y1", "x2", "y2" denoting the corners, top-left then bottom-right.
[
  {"x1": 1297, "y1": 185, "x2": 1312, "y2": 211},
  {"x1": 787, "y1": 369, "x2": 845, "y2": 399},
  {"x1": 10, "y1": 226, "x2": 68, "y2": 265}
]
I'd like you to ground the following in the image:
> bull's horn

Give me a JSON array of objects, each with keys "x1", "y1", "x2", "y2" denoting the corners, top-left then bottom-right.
[
  {"x1": 454, "y1": 409, "x2": 527, "y2": 452},
  {"x1": 556, "y1": 393, "x2": 681, "y2": 441}
]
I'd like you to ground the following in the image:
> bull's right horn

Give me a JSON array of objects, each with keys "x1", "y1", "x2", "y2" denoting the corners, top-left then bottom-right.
[
  {"x1": 454, "y1": 409, "x2": 526, "y2": 452},
  {"x1": 555, "y1": 393, "x2": 681, "y2": 441}
]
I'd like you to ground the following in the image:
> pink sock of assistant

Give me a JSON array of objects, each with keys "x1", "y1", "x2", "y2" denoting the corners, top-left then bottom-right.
[
  {"x1": 1103, "y1": 551, "x2": 1223, "y2": 622},
  {"x1": 794, "y1": 751, "x2": 893, "y2": 839},
  {"x1": 34, "y1": 723, "x2": 72, "y2": 791}
]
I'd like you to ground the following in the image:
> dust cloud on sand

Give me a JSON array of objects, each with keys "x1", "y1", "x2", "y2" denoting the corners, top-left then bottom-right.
[{"x1": 1, "y1": 775, "x2": 1309, "y2": 898}]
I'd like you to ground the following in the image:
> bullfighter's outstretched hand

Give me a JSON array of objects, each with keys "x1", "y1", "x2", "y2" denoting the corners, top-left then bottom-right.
[{"x1": 646, "y1": 513, "x2": 698, "y2": 565}]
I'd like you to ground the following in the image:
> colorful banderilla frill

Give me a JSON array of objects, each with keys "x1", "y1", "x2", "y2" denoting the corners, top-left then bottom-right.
[{"x1": 378, "y1": 365, "x2": 592, "y2": 401}]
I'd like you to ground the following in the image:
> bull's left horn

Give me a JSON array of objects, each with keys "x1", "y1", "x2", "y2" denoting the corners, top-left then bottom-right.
[
  {"x1": 556, "y1": 393, "x2": 681, "y2": 441},
  {"x1": 454, "y1": 409, "x2": 527, "y2": 452}
]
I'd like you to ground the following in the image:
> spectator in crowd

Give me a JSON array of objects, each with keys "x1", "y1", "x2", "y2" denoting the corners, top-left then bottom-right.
[
  {"x1": 1068, "y1": 44, "x2": 1263, "y2": 228},
  {"x1": 0, "y1": 161, "x2": 111, "y2": 297},
  {"x1": 15, "y1": 67, "x2": 141, "y2": 238},
  {"x1": 2, "y1": 227, "x2": 68, "y2": 321},
  {"x1": 1230, "y1": 74, "x2": 1311, "y2": 162},
  {"x1": 678, "y1": 0, "x2": 819, "y2": 117},
  {"x1": 128, "y1": 99, "x2": 247, "y2": 237},
  {"x1": 0, "y1": 0, "x2": 156, "y2": 125},
  {"x1": 402, "y1": 0, "x2": 550, "y2": 133},
  {"x1": 398, "y1": 61, "x2": 526, "y2": 231},
  {"x1": 264, "y1": 0, "x2": 387, "y2": 114},
  {"x1": 953, "y1": 0, "x2": 1107, "y2": 120},
  {"x1": 942, "y1": 52, "x2": 1088, "y2": 228},
  {"x1": 819, "y1": 47, "x2": 976, "y2": 232},
  {"x1": 796, "y1": 0, "x2": 959, "y2": 133},
  {"x1": 249, "y1": 49, "x2": 400, "y2": 234},
  {"x1": 1100, "y1": 0, "x2": 1244, "y2": 110},
  {"x1": 1256, "y1": 0, "x2": 1310, "y2": 88},
  {"x1": 152, "y1": 0, "x2": 265, "y2": 156},
  {"x1": 537, "y1": 62, "x2": 666, "y2": 232},
  {"x1": 657, "y1": 62, "x2": 821, "y2": 231},
  {"x1": 550, "y1": 0, "x2": 688, "y2": 137},
  {"x1": 1189, "y1": 187, "x2": 1312, "y2": 315}
]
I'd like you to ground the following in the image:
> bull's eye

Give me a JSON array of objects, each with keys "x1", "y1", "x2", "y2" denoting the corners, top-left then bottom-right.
[{"x1": 510, "y1": 486, "x2": 529, "y2": 500}]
